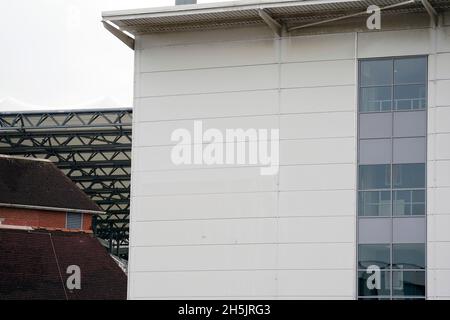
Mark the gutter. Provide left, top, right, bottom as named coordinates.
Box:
left=0, top=202, right=104, bottom=215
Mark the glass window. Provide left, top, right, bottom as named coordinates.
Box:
left=392, top=271, right=426, bottom=297
left=394, top=84, right=426, bottom=110
left=66, top=212, right=82, bottom=229
left=359, top=191, right=391, bottom=216
left=358, top=244, right=390, bottom=269
left=393, top=244, right=425, bottom=270
left=393, top=163, right=425, bottom=189
left=394, top=57, right=427, bottom=84
left=360, top=87, right=392, bottom=112
left=358, top=270, right=391, bottom=297
left=359, top=57, right=427, bottom=113
left=361, top=59, right=393, bottom=86
left=359, top=165, right=391, bottom=190
left=393, top=190, right=425, bottom=216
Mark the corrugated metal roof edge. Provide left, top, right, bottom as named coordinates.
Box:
left=102, top=0, right=367, bottom=20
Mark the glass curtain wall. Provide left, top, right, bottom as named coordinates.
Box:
left=357, top=56, right=427, bottom=300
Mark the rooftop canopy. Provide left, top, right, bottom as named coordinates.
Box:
left=102, top=0, right=448, bottom=38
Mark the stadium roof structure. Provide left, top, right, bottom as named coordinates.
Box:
left=0, top=108, right=132, bottom=258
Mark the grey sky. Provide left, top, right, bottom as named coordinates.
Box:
left=0, top=0, right=225, bottom=111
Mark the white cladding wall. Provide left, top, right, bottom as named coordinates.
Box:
left=428, top=26, right=450, bottom=300
left=129, top=20, right=450, bottom=299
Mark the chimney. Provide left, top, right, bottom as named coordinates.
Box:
left=176, top=0, right=197, bottom=5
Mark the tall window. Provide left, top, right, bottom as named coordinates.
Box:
left=357, top=56, right=427, bottom=300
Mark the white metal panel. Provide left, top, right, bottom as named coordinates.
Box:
left=279, top=164, right=355, bottom=191
left=280, top=137, right=355, bottom=165
left=436, top=80, right=450, bottom=107
left=281, top=59, right=355, bottom=88
left=134, top=143, right=270, bottom=171
left=130, top=244, right=278, bottom=272
left=429, top=187, right=450, bottom=214
left=133, top=167, right=278, bottom=196
left=435, top=134, right=450, bottom=159
left=129, top=270, right=277, bottom=298
left=434, top=160, right=450, bottom=187
left=137, top=26, right=273, bottom=49
left=134, top=115, right=279, bottom=147
left=130, top=218, right=278, bottom=246
left=278, top=190, right=355, bottom=217
left=280, top=112, right=355, bottom=140
left=278, top=216, right=355, bottom=243
left=357, top=28, right=431, bottom=58
left=140, top=39, right=278, bottom=72
left=435, top=108, right=450, bottom=132
left=136, top=90, right=279, bottom=122
left=277, top=270, right=354, bottom=297
left=428, top=242, right=450, bottom=269
left=139, top=64, right=279, bottom=97
left=429, top=270, right=450, bottom=297
left=437, top=26, right=450, bottom=53
left=132, top=192, right=278, bottom=221
left=428, top=214, right=450, bottom=242
left=280, top=85, right=355, bottom=114
left=277, top=243, right=354, bottom=269
left=436, top=53, right=450, bottom=79
left=281, top=32, right=355, bottom=63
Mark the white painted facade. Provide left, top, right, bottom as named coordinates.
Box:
left=126, top=8, right=450, bottom=299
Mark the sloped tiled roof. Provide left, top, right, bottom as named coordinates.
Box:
left=0, top=155, right=103, bottom=213
left=0, top=228, right=127, bottom=300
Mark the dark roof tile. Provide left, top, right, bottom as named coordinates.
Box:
left=0, top=156, right=102, bottom=213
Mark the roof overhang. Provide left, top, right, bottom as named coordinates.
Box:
left=102, top=0, right=449, bottom=40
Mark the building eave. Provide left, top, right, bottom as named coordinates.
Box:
left=0, top=202, right=105, bottom=215
left=101, top=0, right=449, bottom=35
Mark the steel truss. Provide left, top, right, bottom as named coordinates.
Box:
left=0, top=108, right=132, bottom=259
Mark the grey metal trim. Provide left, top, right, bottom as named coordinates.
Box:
left=420, top=0, right=438, bottom=26
left=102, top=21, right=135, bottom=50
left=258, top=9, right=282, bottom=37
left=0, top=202, right=104, bottom=215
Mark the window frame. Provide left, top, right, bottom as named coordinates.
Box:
left=356, top=55, right=428, bottom=300
left=359, top=56, right=428, bottom=114
left=66, top=212, right=84, bottom=230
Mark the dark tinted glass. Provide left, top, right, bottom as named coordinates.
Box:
left=359, top=165, right=391, bottom=190
left=394, top=57, right=427, bottom=84
left=359, top=191, right=391, bottom=216
left=393, top=190, right=425, bottom=216
left=392, top=271, right=425, bottom=296
left=358, top=270, right=391, bottom=297
left=359, top=244, right=391, bottom=269
left=394, top=84, right=426, bottom=110
left=393, top=163, right=426, bottom=189
left=360, top=86, right=392, bottom=112
left=393, top=244, right=425, bottom=269
left=361, top=59, right=393, bottom=86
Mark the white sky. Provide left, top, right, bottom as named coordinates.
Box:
left=0, top=0, right=227, bottom=111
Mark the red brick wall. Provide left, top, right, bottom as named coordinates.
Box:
left=0, top=207, right=92, bottom=232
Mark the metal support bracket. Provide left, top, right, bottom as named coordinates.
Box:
left=102, top=21, right=135, bottom=50
left=420, top=0, right=438, bottom=27
left=258, top=9, right=282, bottom=37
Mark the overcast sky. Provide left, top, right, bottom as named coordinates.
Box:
left=0, top=0, right=226, bottom=111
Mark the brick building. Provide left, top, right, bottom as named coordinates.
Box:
left=0, top=155, right=102, bottom=231
left=0, top=155, right=127, bottom=299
